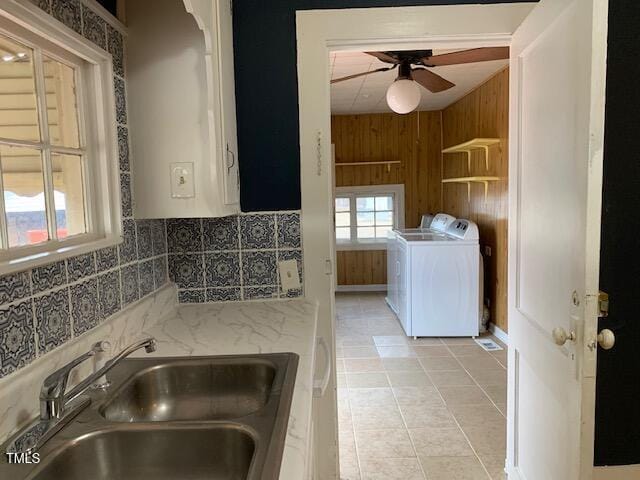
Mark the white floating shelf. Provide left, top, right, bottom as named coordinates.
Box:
left=335, top=160, right=401, bottom=172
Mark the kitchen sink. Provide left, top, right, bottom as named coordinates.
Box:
left=1, top=353, right=298, bottom=480
left=101, top=359, right=277, bottom=422
left=31, top=426, right=255, bottom=480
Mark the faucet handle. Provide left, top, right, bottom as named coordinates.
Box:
left=39, top=341, right=110, bottom=420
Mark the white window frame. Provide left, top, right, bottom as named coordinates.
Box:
left=335, top=184, right=404, bottom=251
left=0, top=1, right=121, bottom=275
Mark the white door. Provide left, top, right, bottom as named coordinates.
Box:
left=507, top=0, right=608, bottom=479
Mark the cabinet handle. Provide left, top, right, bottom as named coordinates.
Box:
left=313, top=337, right=332, bottom=398
left=226, top=144, right=236, bottom=174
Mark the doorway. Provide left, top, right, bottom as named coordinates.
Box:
left=297, top=2, right=608, bottom=479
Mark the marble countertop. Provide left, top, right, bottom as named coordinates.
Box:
left=136, top=300, right=319, bottom=480
left=0, top=286, right=319, bottom=480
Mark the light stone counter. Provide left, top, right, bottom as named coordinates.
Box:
left=0, top=285, right=319, bottom=480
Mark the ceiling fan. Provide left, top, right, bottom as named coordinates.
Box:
left=331, top=47, right=509, bottom=114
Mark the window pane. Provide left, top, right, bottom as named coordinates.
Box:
left=375, top=196, right=393, bottom=211
left=335, top=197, right=350, bottom=212
left=376, top=225, right=392, bottom=238
left=0, top=35, right=39, bottom=141
left=356, top=196, right=375, bottom=212
left=357, top=227, right=375, bottom=239
left=335, top=211, right=350, bottom=227
left=336, top=227, right=350, bottom=240
left=375, top=211, right=393, bottom=226
left=356, top=211, right=374, bottom=227
left=0, top=145, right=48, bottom=247
left=44, top=56, right=80, bottom=148
left=52, top=153, right=85, bottom=238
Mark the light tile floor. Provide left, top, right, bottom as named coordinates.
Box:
left=336, top=292, right=507, bottom=480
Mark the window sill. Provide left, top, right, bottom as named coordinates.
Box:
left=0, top=235, right=122, bottom=276
left=336, top=240, right=388, bottom=251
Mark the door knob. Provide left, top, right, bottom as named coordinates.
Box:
left=552, top=327, right=576, bottom=346
left=596, top=329, right=615, bottom=350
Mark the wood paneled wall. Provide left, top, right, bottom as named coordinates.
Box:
left=331, top=111, right=442, bottom=286
left=441, top=68, right=509, bottom=332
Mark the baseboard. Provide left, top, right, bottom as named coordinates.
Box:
left=488, top=322, right=508, bottom=345
left=594, top=465, right=640, bottom=479
left=336, top=284, right=386, bottom=292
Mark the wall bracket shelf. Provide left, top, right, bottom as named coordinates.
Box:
left=442, top=176, right=500, bottom=202
left=442, top=138, right=500, bottom=171
left=335, top=160, right=401, bottom=173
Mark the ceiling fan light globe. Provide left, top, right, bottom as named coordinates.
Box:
left=386, top=79, right=421, bottom=114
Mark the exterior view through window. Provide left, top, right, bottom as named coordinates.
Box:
left=335, top=187, right=400, bottom=245
left=0, top=32, right=87, bottom=251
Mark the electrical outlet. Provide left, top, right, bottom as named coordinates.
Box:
left=484, top=245, right=492, bottom=257
left=170, top=162, right=195, bottom=198
left=279, top=259, right=301, bottom=292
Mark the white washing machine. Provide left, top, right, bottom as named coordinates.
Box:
left=394, top=212, right=456, bottom=235
left=387, top=219, right=481, bottom=337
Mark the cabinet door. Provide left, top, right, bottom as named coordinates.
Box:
left=215, top=0, right=240, bottom=205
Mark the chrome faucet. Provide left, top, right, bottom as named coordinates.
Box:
left=7, top=337, right=156, bottom=454
left=40, top=337, right=157, bottom=421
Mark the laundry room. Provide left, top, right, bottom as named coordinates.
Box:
left=331, top=49, right=509, bottom=479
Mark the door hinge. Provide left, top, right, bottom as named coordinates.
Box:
left=598, top=291, right=609, bottom=318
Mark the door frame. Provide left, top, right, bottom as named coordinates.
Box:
left=296, top=3, right=537, bottom=478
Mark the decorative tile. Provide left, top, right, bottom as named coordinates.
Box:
left=153, top=256, right=168, bottom=289
left=136, top=220, right=153, bottom=259
left=277, top=249, right=303, bottom=281
left=168, top=254, right=204, bottom=289
left=81, top=4, right=106, bottom=49
left=206, top=287, right=241, bottom=302
left=139, top=259, right=155, bottom=297
left=243, top=286, right=279, bottom=301
left=0, top=301, right=36, bottom=377
left=120, top=264, right=139, bottom=306
left=280, top=287, right=303, bottom=299
left=51, top=0, right=81, bottom=34
left=31, top=261, right=67, bottom=294
left=71, top=279, right=100, bottom=336
left=107, top=24, right=124, bottom=77
left=96, top=246, right=118, bottom=272
left=120, top=173, right=132, bottom=217
left=34, top=289, right=71, bottom=354
left=178, top=289, right=205, bottom=303
left=240, top=214, right=276, bottom=250
left=98, top=271, right=121, bottom=319
left=66, top=252, right=96, bottom=282
left=117, top=125, right=129, bottom=172
left=277, top=212, right=301, bottom=248
left=203, top=216, right=239, bottom=251
left=151, top=220, right=167, bottom=256
left=0, top=271, right=31, bottom=305
left=205, top=252, right=240, bottom=288
left=114, top=76, right=127, bottom=124
left=166, top=219, right=202, bottom=253
left=119, top=219, right=138, bottom=264
left=242, top=251, right=277, bottom=286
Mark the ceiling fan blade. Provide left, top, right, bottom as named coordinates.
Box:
left=365, top=51, right=399, bottom=64
left=422, top=47, right=509, bottom=67
left=331, top=66, right=395, bottom=84
left=412, top=68, right=455, bottom=93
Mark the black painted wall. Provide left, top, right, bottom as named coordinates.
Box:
left=232, top=0, right=533, bottom=212
left=594, top=0, right=640, bottom=467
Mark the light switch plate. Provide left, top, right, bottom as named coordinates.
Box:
left=278, top=259, right=301, bottom=292
left=170, top=162, right=195, bottom=198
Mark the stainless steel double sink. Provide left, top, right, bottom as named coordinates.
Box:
left=1, top=353, right=299, bottom=480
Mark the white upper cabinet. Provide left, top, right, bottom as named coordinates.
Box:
left=126, top=0, right=240, bottom=218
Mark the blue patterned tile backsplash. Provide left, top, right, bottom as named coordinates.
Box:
left=168, top=212, right=303, bottom=303
left=0, top=2, right=170, bottom=380
left=0, top=3, right=303, bottom=380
